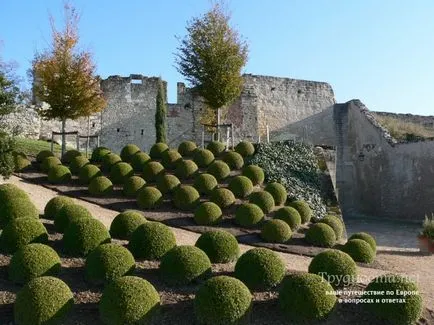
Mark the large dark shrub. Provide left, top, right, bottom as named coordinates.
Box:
left=210, top=188, right=236, bottom=209
left=193, top=148, right=215, bottom=167
left=341, top=239, right=375, bottom=264
left=131, top=151, right=151, bottom=172
left=120, top=144, right=141, bottom=162
left=288, top=200, right=312, bottom=223
left=44, top=195, right=74, bottom=220
left=123, top=176, right=146, bottom=197
left=47, top=165, right=72, bottom=184
left=206, top=141, right=226, bottom=156
left=207, top=160, right=230, bottom=180
left=319, top=215, right=344, bottom=240
left=178, top=141, right=197, bottom=157
left=235, top=141, right=255, bottom=157
left=235, top=203, right=264, bottom=227
left=69, top=155, right=90, bottom=175
left=194, top=202, right=223, bottom=226
left=61, top=149, right=81, bottom=164
left=264, top=182, right=287, bottom=206
left=175, top=159, right=198, bottom=179
left=36, top=150, right=54, bottom=163
left=228, top=175, right=254, bottom=198
left=161, top=149, right=182, bottom=169
left=261, top=219, right=292, bottom=243
left=102, top=153, right=122, bottom=172
left=156, top=174, right=180, bottom=194
left=142, top=161, right=165, bottom=182
left=248, top=191, right=275, bottom=213
left=0, top=133, right=16, bottom=179
left=195, top=230, right=240, bottom=263
left=0, top=217, right=48, bottom=253
left=242, top=164, right=265, bottom=185
left=110, top=162, right=134, bottom=184
left=78, top=164, right=102, bottom=184
left=110, top=210, right=147, bottom=240
left=137, top=186, right=163, bottom=209
left=194, top=173, right=218, bottom=194
left=40, top=156, right=61, bottom=173
left=89, top=176, right=113, bottom=196
left=348, top=232, right=377, bottom=252
left=91, top=146, right=111, bottom=163
left=55, top=203, right=92, bottom=233
left=273, top=206, right=302, bottom=230
left=173, top=185, right=200, bottom=210
left=223, top=151, right=244, bottom=170
left=149, top=142, right=169, bottom=159
left=305, top=223, right=336, bottom=248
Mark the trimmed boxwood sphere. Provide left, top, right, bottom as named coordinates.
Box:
left=44, top=195, right=74, bottom=220
left=123, top=176, right=146, bottom=197
left=349, top=232, right=377, bottom=252
left=223, top=151, right=244, bottom=170
left=178, top=141, right=197, bottom=157
left=36, top=150, right=54, bottom=163
left=69, top=155, right=90, bottom=174
left=128, top=221, right=176, bottom=260
left=14, top=276, right=74, bottom=325
left=63, top=217, right=111, bottom=257
left=305, top=223, right=336, bottom=248
left=91, top=146, right=111, bottom=163
left=131, top=151, right=151, bottom=172
left=89, top=176, right=113, bottom=196
left=156, top=174, right=180, bottom=194
left=149, top=142, right=169, bottom=159
left=137, top=186, right=163, bottom=209
left=319, top=215, right=344, bottom=240
left=0, top=217, right=48, bottom=254
left=342, top=239, right=375, bottom=264
left=261, top=219, right=292, bottom=243
left=264, top=182, right=287, bottom=206
left=288, top=200, right=313, bottom=223
left=228, top=175, right=254, bottom=198
left=110, top=210, right=147, bottom=240
left=242, top=164, right=265, bottom=186
left=194, top=173, right=218, bottom=194
left=210, top=188, right=236, bottom=209
left=99, top=276, right=160, bottom=325
left=40, top=156, right=61, bottom=173
left=249, top=191, right=275, bottom=214
left=206, top=141, right=226, bottom=156
left=102, top=153, right=122, bottom=172
left=62, top=149, right=81, bottom=164
left=235, top=203, right=264, bottom=227
left=85, top=243, right=136, bottom=284
left=120, top=144, right=141, bottom=162
left=161, top=149, right=182, bottom=169
left=142, top=161, right=165, bottom=182
left=173, top=185, right=200, bottom=210
left=55, top=203, right=92, bottom=233
left=194, top=202, right=222, bottom=225
left=48, top=165, right=72, bottom=184
left=193, top=148, right=215, bottom=167
left=0, top=185, right=39, bottom=228
left=175, top=159, right=198, bottom=179
left=9, top=243, right=61, bottom=284
left=13, top=152, right=31, bottom=171
left=308, top=249, right=357, bottom=288
left=110, top=162, right=134, bottom=184
left=364, top=273, right=422, bottom=325
left=235, top=247, right=285, bottom=290
left=194, top=275, right=252, bottom=325
left=273, top=206, right=302, bottom=230
left=195, top=230, right=240, bottom=263
left=235, top=141, right=255, bottom=157
left=79, top=164, right=102, bottom=184
left=160, top=245, right=212, bottom=285
left=207, top=160, right=231, bottom=180
left=278, top=273, right=337, bottom=321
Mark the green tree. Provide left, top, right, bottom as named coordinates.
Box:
left=155, top=78, right=167, bottom=143
left=32, top=4, right=106, bottom=155
left=0, top=58, right=21, bottom=123
left=175, top=3, right=248, bottom=136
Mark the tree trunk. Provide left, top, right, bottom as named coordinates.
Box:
left=61, top=118, right=66, bottom=156
left=216, top=107, right=221, bottom=141
left=86, top=116, right=90, bottom=158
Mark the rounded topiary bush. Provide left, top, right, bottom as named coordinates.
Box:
left=36, top=150, right=54, bottom=163
left=207, top=160, right=231, bottom=180
left=348, top=232, right=377, bottom=253
left=89, top=176, right=113, bottom=196
left=206, top=141, right=226, bottom=156
left=235, top=140, right=255, bottom=157
left=40, top=156, right=61, bottom=173
left=123, top=176, right=146, bottom=197
left=128, top=221, right=176, bottom=260
left=0, top=189, right=39, bottom=228
left=91, top=146, right=111, bottom=163
left=195, top=230, right=240, bottom=263
left=319, top=215, right=344, bottom=240
left=161, top=149, right=182, bottom=169
left=142, top=161, right=165, bottom=182
left=149, top=142, right=169, bottom=159
left=55, top=203, right=92, bottom=233
left=193, top=148, right=215, bottom=167
left=194, top=173, right=218, bottom=194
left=47, top=165, right=72, bottom=184
left=341, top=239, right=375, bottom=264
left=137, top=186, right=163, bottom=209
left=69, top=155, right=90, bottom=175
left=78, top=164, right=102, bottom=184
left=264, top=182, right=287, bottom=206
left=61, top=149, right=81, bottom=164
left=173, top=185, right=200, bottom=210
left=160, top=245, right=212, bottom=286
left=308, top=249, right=357, bottom=288
left=261, top=219, right=292, bottom=243
left=85, top=243, right=136, bottom=284
left=249, top=191, right=275, bottom=214
left=273, top=206, right=302, bottom=230
left=63, top=217, right=111, bottom=257
left=228, top=175, right=254, bottom=198
left=110, top=210, right=147, bottom=240
left=156, top=174, right=180, bottom=194
left=210, top=188, right=236, bottom=209
left=288, top=200, right=312, bottom=223
left=364, top=273, right=422, bottom=325
left=175, top=159, right=198, bottom=179
left=0, top=217, right=48, bottom=254
left=14, top=276, right=74, bottom=325
left=194, top=202, right=222, bottom=226
left=235, top=203, right=264, bottom=227
left=234, top=247, right=285, bottom=290
left=194, top=276, right=252, bottom=325
left=44, top=195, right=74, bottom=220
left=278, top=273, right=337, bottom=321
left=223, top=151, right=244, bottom=170
left=102, top=153, right=122, bottom=172
left=99, top=276, right=160, bottom=325
left=120, top=144, right=141, bottom=162
left=242, top=164, right=265, bottom=186
left=305, top=223, right=336, bottom=248
left=13, top=152, right=31, bottom=171
left=110, top=162, right=134, bottom=184
left=178, top=141, right=197, bottom=157
left=131, top=151, right=151, bottom=172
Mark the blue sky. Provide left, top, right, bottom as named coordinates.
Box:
left=1, top=0, right=434, bottom=114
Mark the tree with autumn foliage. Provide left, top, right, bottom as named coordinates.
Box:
left=32, top=4, right=106, bottom=155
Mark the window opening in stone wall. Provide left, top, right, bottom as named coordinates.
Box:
left=117, top=128, right=120, bottom=132
left=92, top=122, right=95, bottom=128
left=141, top=129, right=144, bottom=136
left=271, top=87, right=276, bottom=91
left=131, top=79, right=142, bottom=84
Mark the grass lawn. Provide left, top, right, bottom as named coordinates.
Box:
left=14, top=137, right=77, bottom=158
left=373, top=114, right=434, bottom=141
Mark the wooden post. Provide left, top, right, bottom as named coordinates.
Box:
left=86, top=117, right=90, bottom=158
left=231, top=123, right=234, bottom=150
left=226, top=126, right=230, bottom=150
left=266, top=125, right=270, bottom=143
left=201, top=124, right=205, bottom=148
left=76, top=133, right=80, bottom=151
left=51, top=132, right=54, bottom=153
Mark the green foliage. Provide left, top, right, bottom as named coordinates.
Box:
left=161, top=149, right=182, bottom=169
left=261, top=219, right=292, bottom=243
left=195, top=230, right=240, bottom=263
left=0, top=133, right=16, bottom=179
left=47, top=165, right=72, bottom=184
left=155, top=78, right=167, bottom=143
left=89, top=176, right=113, bottom=196
left=61, top=149, right=81, bottom=164
left=63, top=217, right=111, bottom=257
left=54, top=203, right=92, bottom=233
left=160, top=245, right=212, bottom=286
left=142, top=161, right=165, bottom=182
left=223, top=151, right=244, bottom=170
left=99, top=276, right=160, bottom=325
left=40, top=156, right=61, bottom=173
left=228, top=175, right=253, bottom=198
left=234, top=247, right=285, bottom=290
left=36, top=150, right=54, bottom=163
left=207, top=141, right=226, bottom=156
left=110, top=162, right=134, bottom=184
left=194, top=275, right=252, bottom=325
left=9, top=243, right=61, bottom=284
left=194, top=173, right=218, bottom=194
left=278, top=273, right=337, bottom=321
left=91, top=146, right=111, bottom=163
left=364, top=273, right=423, bottom=325
left=308, top=249, right=357, bottom=288
left=150, top=142, right=169, bottom=159
left=0, top=217, right=48, bottom=253
left=319, top=215, right=344, bottom=240
left=85, top=243, right=136, bottom=284
left=341, top=239, right=375, bottom=264
left=14, top=276, right=74, bottom=325
left=288, top=200, right=313, bottom=224
left=421, top=214, right=434, bottom=239
left=178, top=141, right=197, bottom=157
left=137, top=186, right=163, bottom=209
left=173, top=185, right=200, bottom=210
left=193, top=148, right=215, bottom=167
left=235, top=203, right=264, bottom=227
left=69, top=155, right=89, bottom=174
left=120, top=144, right=140, bottom=162
left=175, top=159, right=199, bottom=179
left=78, top=164, right=102, bottom=184
left=194, top=201, right=223, bottom=225
left=102, top=153, right=122, bottom=172
left=305, top=223, right=336, bottom=248
left=241, top=164, right=264, bottom=186
left=123, top=176, right=146, bottom=197
left=0, top=60, right=21, bottom=117
left=44, top=195, right=74, bottom=220
left=128, top=221, right=176, bottom=260
left=110, top=210, right=147, bottom=240
left=273, top=206, right=302, bottom=231
left=210, top=188, right=236, bottom=209
left=156, top=174, right=180, bottom=194
left=207, top=160, right=230, bottom=180
left=248, top=191, right=275, bottom=214
left=264, top=182, right=287, bottom=206
left=235, top=141, right=255, bottom=157
left=348, top=232, right=377, bottom=252
left=13, top=151, right=31, bottom=172
left=131, top=151, right=151, bottom=172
